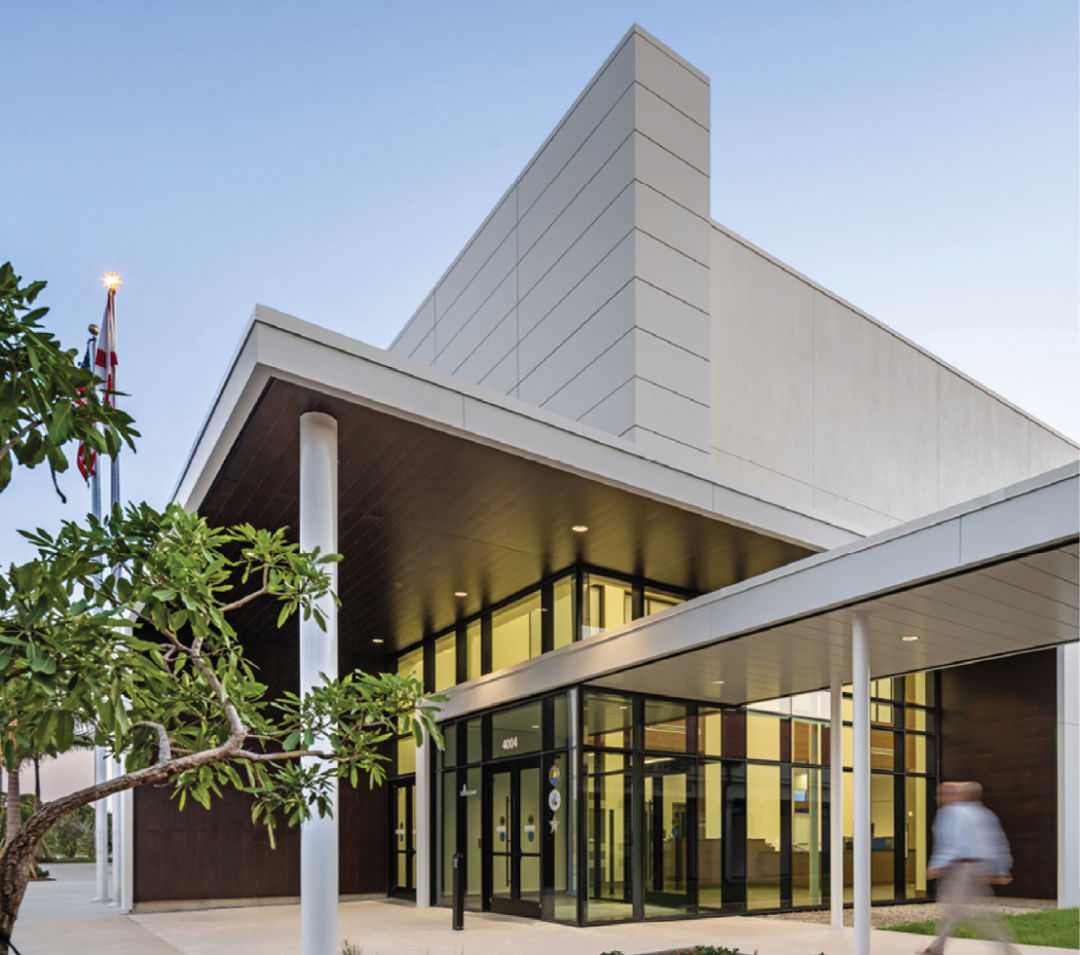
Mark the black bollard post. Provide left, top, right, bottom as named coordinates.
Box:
left=452, top=852, right=465, bottom=930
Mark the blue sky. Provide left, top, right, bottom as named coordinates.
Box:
left=3, top=0, right=1077, bottom=563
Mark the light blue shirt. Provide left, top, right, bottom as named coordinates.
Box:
left=928, top=801, right=1013, bottom=875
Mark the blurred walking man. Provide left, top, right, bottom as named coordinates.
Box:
left=921, top=781, right=1020, bottom=955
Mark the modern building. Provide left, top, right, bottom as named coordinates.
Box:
left=128, top=24, right=1077, bottom=955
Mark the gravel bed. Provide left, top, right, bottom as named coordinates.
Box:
left=763, top=900, right=1051, bottom=928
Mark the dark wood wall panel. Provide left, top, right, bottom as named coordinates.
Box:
left=134, top=785, right=300, bottom=902
left=939, top=649, right=1057, bottom=899
left=134, top=606, right=391, bottom=903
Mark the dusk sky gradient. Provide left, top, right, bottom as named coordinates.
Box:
left=3, top=0, right=1077, bottom=566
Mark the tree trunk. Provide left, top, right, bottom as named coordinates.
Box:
left=4, top=768, right=19, bottom=844
left=0, top=734, right=245, bottom=953
left=0, top=838, right=33, bottom=955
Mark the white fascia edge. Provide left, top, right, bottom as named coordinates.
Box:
left=438, top=464, right=1079, bottom=720
left=172, top=306, right=862, bottom=552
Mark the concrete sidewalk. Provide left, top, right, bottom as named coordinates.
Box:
left=10, top=864, right=1076, bottom=955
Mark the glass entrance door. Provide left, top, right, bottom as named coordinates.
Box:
left=489, top=759, right=542, bottom=917
left=643, top=757, right=695, bottom=915
left=391, top=780, right=416, bottom=898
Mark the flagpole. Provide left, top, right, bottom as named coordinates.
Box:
left=86, top=315, right=110, bottom=903
left=107, top=285, right=120, bottom=512
left=106, top=282, right=126, bottom=909
left=97, top=276, right=128, bottom=908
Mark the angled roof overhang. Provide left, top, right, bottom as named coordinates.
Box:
left=173, top=308, right=861, bottom=653
left=440, top=463, right=1079, bottom=717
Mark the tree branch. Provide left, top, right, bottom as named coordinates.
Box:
left=219, top=584, right=268, bottom=614
left=0, top=417, right=42, bottom=463
left=132, top=721, right=171, bottom=763
left=229, top=748, right=339, bottom=763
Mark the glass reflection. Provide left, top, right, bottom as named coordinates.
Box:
left=586, top=752, right=632, bottom=921
left=746, top=764, right=780, bottom=910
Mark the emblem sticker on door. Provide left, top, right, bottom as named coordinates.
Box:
left=548, top=788, right=562, bottom=812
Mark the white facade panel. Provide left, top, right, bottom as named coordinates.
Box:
left=435, top=188, right=517, bottom=319
left=518, top=133, right=635, bottom=296
left=517, top=37, right=635, bottom=214
left=635, top=229, right=709, bottom=315
left=578, top=377, right=636, bottom=435
left=517, top=89, right=635, bottom=259
left=634, top=328, right=710, bottom=407
left=438, top=273, right=517, bottom=377
left=393, top=294, right=434, bottom=358
left=634, top=83, right=709, bottom=177
left=936, top=367, right=1033, bottom=507
left=435, top=229, right=517, bottom=363
left=633, top=279, right=710, bottom=357
left=812, top=289, right=941, bottom=523
left=519, top=232, right=635, bottom=386
left=635, top=181, right=709, bottom=266
left=711, top=230, right=816, bottom=486
left=454, top=309, right=518, bottom=387
left=633, top=378, right=710, bottom=454
left=519, top=279, right=635, bottom=406
left=518, top=183, right=635, bottom=337
left=632, top=30, right=710, bottom=128
left=540, top=331, right=635, bottom=426
left=634, top=133, right=709, bottom=214
left=478, top=347, right=519, bottom=396
left=410, top=326, right=436, bottom=366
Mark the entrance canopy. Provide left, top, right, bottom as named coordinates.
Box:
left=442, top=463, right=1078, bottom=718
left=174, top=308, right=855, bottom=652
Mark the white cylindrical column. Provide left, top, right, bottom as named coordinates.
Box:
left=415, top=729, right=431, bottom=907
left=109, top=756, right=122, bottom=906
left=1058, top=643, right=1079, bottom=907
left=829, top=677, right=843, bottom=930
left=120, top=786, right=134, bottom=912
left=94, top=747, right=109, bottom=900
left=299, top=412, right=339, bottom=955
left=852, top=612, right=870, bottom=955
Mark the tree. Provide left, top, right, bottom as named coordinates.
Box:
left=0, top=266, right=443, bottom=953
left=0, top=261, right=137, bottom=497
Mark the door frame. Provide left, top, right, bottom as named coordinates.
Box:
left=389, top=779, right=416, bottom=900
left=485, top=755, right=543, bottom=918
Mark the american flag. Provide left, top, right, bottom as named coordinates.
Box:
left=76, top=287, right=118, bottom=482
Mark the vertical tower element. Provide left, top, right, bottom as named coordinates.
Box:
left=829, top=677, right=844, bottom=930
left=299, top=412, right=339, bottom=955
left=388, top=26, right=712, bottom=470
left=851, top=612, right=870, bottom=955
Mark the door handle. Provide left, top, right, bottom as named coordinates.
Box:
left=505, top=795, right=511, bottom=884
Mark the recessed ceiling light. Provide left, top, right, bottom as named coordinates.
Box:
left=372, top=638, right=385, bottom=645
left=711, top=679, right=725, bottom=685
left=571, top=524, right=588, bottom=533
left=531, top=724, right=540, bottom=729
left=453, top=591, right=468, bottom=598
left=902, top=634, right=919, bottom=642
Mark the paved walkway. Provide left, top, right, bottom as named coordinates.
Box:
left=9, top=864, right=1076, bottom=955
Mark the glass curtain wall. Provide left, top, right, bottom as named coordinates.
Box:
left=394, top=565, right=690, bottom=698
left=839, top=675, right=937, bottom=903
left=433, top=675, right=938, bottom=924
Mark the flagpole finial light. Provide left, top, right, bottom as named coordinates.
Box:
left=101, top=272, right=122, bottom=291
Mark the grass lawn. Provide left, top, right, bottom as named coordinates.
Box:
left=884, top=908, right=1078, bottom=949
